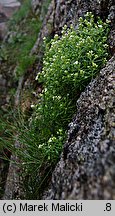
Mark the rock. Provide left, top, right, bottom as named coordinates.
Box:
left=0, top=151, right=10, bottom=199
left=0, top=0, right=21, bottom=40
left=31, top=0, right=43, bottom=15
left=3, top=139, right=24, bottom=200
left=0, top=74, right=7, bottom=106
left=31, top=0, right=54, bottom=54
left=45, top=55, right=115, bottom=199
left=0, top=23, right=8, bottom=40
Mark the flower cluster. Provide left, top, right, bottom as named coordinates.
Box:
left=19, top=12, right=109, bottom=196
left=36, top=12, right=109, bottom=133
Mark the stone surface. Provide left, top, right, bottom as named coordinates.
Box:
left=0, top=0, right=20, bottom=7
left=45, top=55, right=115, bottom=200
left=3, top=139, right=24, bottom=200
left=0, top=74, right=7, bottom=107
left=0, top=0, right=20, bottom=40
left=0, top=0, right=21, bottom=21
left=32, top=0, right=43, bottom=15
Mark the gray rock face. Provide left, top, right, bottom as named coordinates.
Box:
left=0, top=74, right=7, bottom=107
left=31, top=0, right=43, bottom=15
left=0, top=0, right=20, bottom=40
left=45, top=55, right=115, bottom=199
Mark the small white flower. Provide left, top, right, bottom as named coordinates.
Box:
left=80, top=70, right=84, bottom=75
left=98, top=25, right=102, bottom=28
left=92, top=62, right=98, bottom=68
left=103, top=44, right=108, bottom=48
left=69, top=35, right=74, bottom=38
left=44, top=88, right=47, bottom=92
left=35, top=75, right=38, bottom=80
left=48, top=138, right=52, bottom=143
left=74, top=60, right=79, bottom=65
left=54, top=34, right=58, bottom=39
left=74, top=72, right=78, bottom=77
left=31, top=104, right=35, bottom=108
left=58, top=96, right=61, bottom=99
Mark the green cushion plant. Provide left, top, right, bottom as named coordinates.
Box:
left=34, top=12, right=110, bottom=163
